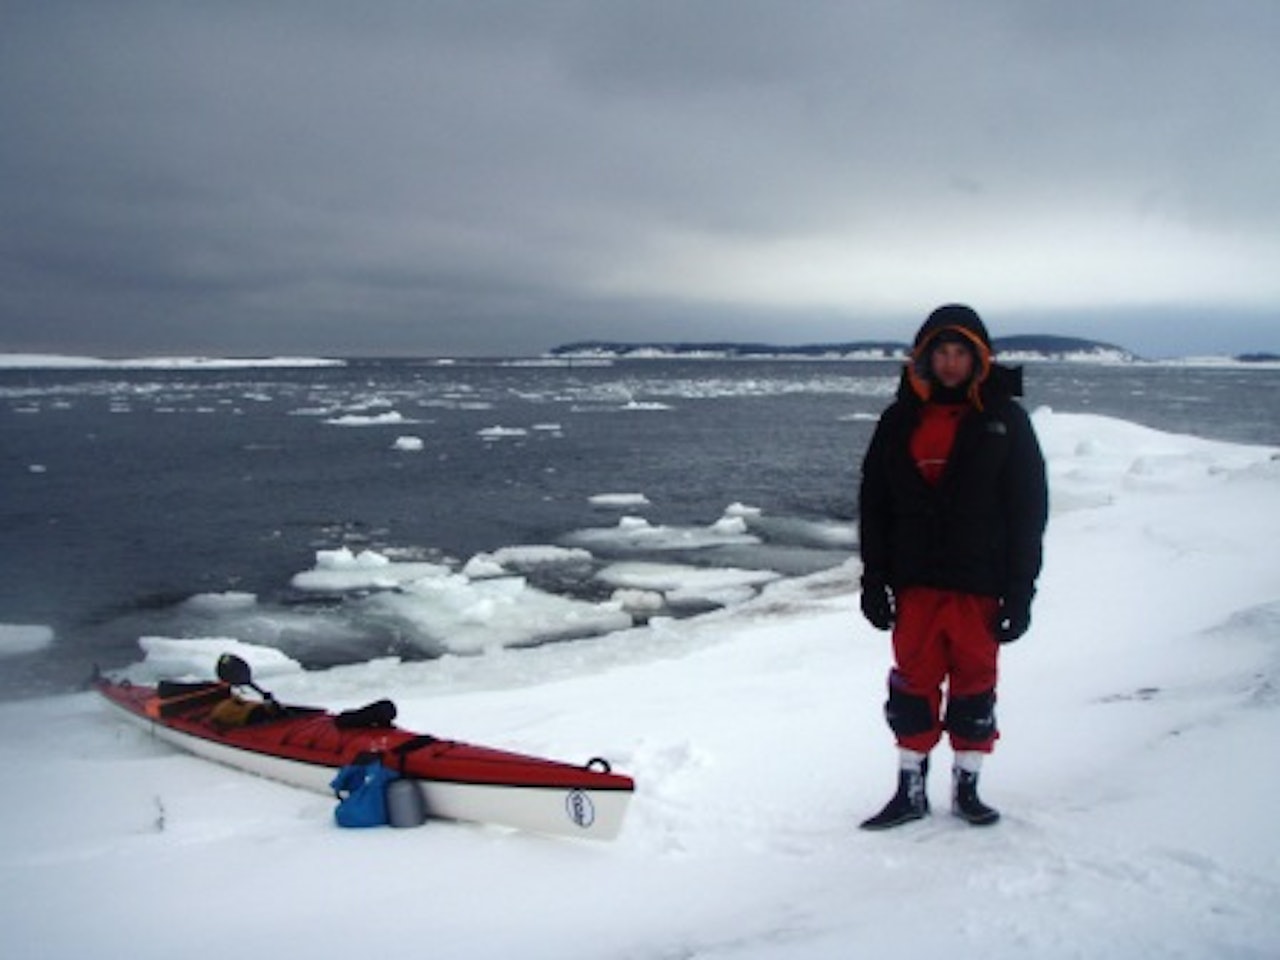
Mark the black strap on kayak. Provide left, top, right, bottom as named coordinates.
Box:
left=389, top=735, right=439, bottom=775
left=334, top=699, right=397, bottom=730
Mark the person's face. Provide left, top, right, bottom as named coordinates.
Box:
left=930, top=341, right=975, bottom=389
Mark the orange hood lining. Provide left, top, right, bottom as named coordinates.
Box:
left=906, top=325, right=994, bottom=408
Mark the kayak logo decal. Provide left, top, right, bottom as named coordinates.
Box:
left=565, top=789, right=595, bottom=829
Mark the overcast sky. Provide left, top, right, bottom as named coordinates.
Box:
left=3, top=1, right=1277, bottom=358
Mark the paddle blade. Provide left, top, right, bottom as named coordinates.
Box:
left=216, top=653, right=253, bottom=686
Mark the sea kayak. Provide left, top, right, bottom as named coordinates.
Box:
left=95, top=669, right=634, bottom=841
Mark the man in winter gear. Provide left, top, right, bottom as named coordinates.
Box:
left=858, top=304, right=1048, bottom=829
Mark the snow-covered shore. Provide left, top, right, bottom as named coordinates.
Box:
left=2, top=409, right=1278, bottom=958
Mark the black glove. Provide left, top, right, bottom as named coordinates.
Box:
left=860, top=578, right=895, bottom=631
left=995, top=593, right=1032, bottom=643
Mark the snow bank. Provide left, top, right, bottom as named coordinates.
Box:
left=360, top=573, right=633, bottom=654
left=596, top=561, right=781, bottom=609
left=589, top=492, right=652, bottom=508
left=2, top=411, right=1278, bottom=958
left=467, top=545, right=593, bottom=571
left=132, top=636, right=303, bottom=683
left=290, top=547, right=451, bottom=592
left=325, top=411, right=416, bottom=427
left=478, top=425, right=529, bottom=440
left=0, top=624, right=54, bottom=657
left=564, top=513, right=761, bottom=553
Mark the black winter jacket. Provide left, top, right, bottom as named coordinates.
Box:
left=858, top=367, right=1048, bottom=603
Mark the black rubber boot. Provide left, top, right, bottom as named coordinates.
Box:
left=952, top=768, right=1000, bottom=826
left=860, top=758, right=930, bottom=830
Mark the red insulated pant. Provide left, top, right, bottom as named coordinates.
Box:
left=886, top=586, right=1001, bottom=754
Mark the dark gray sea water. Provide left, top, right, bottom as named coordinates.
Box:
left=2, top=358, right=1278, bottom=699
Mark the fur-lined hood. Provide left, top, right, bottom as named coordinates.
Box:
left=901, top=304, right=1022, bottom=407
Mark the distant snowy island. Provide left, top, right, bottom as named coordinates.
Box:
left=550, top=336, right=1136, bottom=363
left=3, top=341, right=1278, bottom=369
left=549, top=337, right=1279, bottom=365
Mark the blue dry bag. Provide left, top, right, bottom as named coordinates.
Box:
left=330, top=755, right=400, bottom=828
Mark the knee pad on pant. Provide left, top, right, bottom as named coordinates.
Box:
left=884, top=684, right=935, bottom=738
left=945, top=691, right=998, bottom=743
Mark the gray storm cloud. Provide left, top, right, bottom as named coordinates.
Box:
left=2, top=1, right=1277, bottom=356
